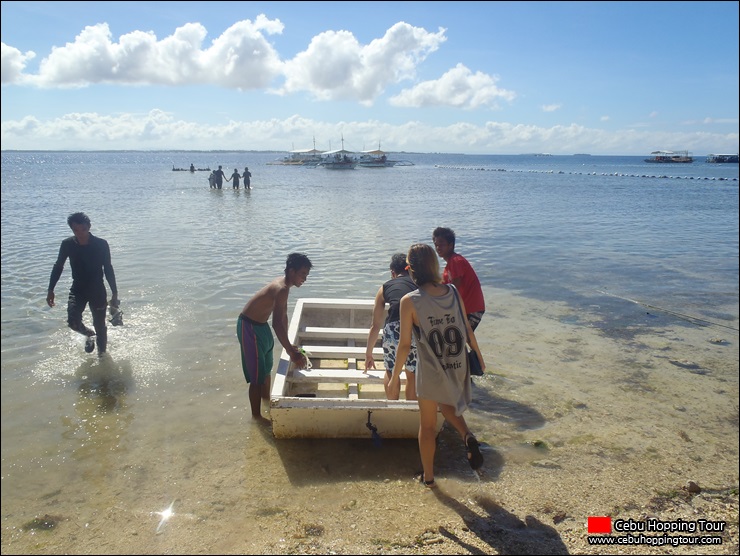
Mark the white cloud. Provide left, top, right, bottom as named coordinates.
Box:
left=4, top=110, right=737, bottom=154
left=276, top=22, right=447, bottom=104
left=2, top=19, right=445, bottom=104
left=389, top=63, right=515, bottom=109
left=702, top=117, right=740, bottom=125
left=600, top=115, right=610, bottom=121
left=13, top=17, right=285, bottom=89
left=541, top=104, right=561, bottom=112
left=1, top=42, right=35, bottom=85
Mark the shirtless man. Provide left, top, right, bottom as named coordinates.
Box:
left=237, top=253, right=313, bottom=421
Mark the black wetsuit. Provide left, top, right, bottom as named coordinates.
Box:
left=48, top=233, right=118, bottom=354
left=214, top=169, right=226, bottom=189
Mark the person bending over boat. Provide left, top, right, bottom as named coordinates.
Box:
left=237, top=253, right=312, bottom=422
left=46, top=212, right=120, bottom=357
left=365, top=253, right=419, bottom=400
left=388, top=244, right=485, bottom=488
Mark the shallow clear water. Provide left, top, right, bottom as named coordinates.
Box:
left=1, top=151, right=738, bottom=550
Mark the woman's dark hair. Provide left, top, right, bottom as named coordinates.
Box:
left=285, top=252, right=313, bottom=273
left=406, top=244, right=440, bottom=286
left=389, top=253, right=407, bottom=274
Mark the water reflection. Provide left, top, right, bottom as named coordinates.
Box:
left=61, top=356, right=135, bottom=465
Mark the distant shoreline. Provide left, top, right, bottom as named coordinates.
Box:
left=3, top=149, right=734, bottom=158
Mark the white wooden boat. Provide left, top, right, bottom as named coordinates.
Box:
left=706, top=153, right=739, bottom=163
left=357, top=144, right=414, bottom=167
left=270, top=298, right=443, bottom=439
left=267, top=148, right=324, bottom=166
left=644, top=150, right=693, bottom=163
left=319, top=135, right=357, bottom=169
left=319, top=150, right=357, bottom=169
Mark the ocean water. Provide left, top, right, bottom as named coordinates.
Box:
left=1, top=151, right=738, bottom=551
left=3, top=151, right=735, bottom=376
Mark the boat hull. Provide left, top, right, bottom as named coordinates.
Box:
left=320, top=163, right=357, bottom=169
left=271, top=400, right=425, bottom=439
left=644, top=159, right=693, bottom=163
left=270, top=298, right=443, bottom=439
left=644, top=150, right=693, bottom=163
left=357, top=161, right=397, bottom=168
left=706, top=154, right=739, bottom=163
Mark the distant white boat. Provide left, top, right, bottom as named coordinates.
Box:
left=270, top=298, right=443, bottom=439
left=320, top=136, right=357, bottom=169
left=706, top=153, right=739, bottom=163
left=644, top=150, right=693, bottom=163
left=357, top=143, right=414, bottom=168
left=267, top=148, right=324, bottom=166
left=267, top=140, right=324, bottom=166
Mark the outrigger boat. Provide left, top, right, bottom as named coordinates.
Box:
left=270, top=298, right=443, bottom=439
left=644, top=150, right=693, bottom=163
left=319, top=135, right=357, bottom=169
left=267, top=139, right=325, bottom=166
left=172, top=165, right=211, bottom=171
left=357, top=145, right=415, bottom=168
left=706, top=153, right=739, bottom=163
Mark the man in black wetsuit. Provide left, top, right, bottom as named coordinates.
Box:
left=46, top=212, right=119, bottom=356
left=214, top=165, right=226, bottom=189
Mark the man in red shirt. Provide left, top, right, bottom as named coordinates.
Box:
left=432, top=227, right=485, bottom=330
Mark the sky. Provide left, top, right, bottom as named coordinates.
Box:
left=1, top=1, right=738, bottom=155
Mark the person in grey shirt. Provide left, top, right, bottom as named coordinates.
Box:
left=388, top=243, right=485, bottom=488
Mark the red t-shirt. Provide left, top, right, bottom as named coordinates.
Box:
left=442, top=253, right=485, bottom=314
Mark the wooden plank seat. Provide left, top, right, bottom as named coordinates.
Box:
left=300, top=326, right=372, bottom=341
left=301, top=345, right=383, bottom=360
left=290, top=368, right=404, bottom=384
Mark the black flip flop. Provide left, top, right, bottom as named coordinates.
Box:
left=465, top=434, right=484, bottom=470
left=415, top=471, right=436, bottom=488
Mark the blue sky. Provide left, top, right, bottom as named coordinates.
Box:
left=1, top=1, right=738, bottom=154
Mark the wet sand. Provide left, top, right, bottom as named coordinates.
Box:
left=2, top=289, right=738, bottom=554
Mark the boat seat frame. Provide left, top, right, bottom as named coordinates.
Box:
left=300, top=345, right=383, bottom=359
left=300, top=326, right=372, bottom=340
left=290, top=368, right=405, bottom=384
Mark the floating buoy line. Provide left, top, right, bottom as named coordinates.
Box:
left=434, top=165, right=738, bottom=182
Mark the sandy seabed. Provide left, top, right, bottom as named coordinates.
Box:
left=2, top=290, right=738, bottom=555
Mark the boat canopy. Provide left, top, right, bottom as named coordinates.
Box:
left=360, top=149, right=386, bottom=155
left=290, top=148, right=324, bottom=154
left=322, top=148, right=354, bottom=155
